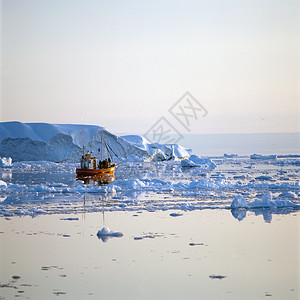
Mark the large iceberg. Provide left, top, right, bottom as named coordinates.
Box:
left=0, top=122, right=191, bottom=162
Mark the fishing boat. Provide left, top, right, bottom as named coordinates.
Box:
left=76, top=129, right=120, bottom=184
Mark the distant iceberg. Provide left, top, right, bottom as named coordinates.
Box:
left=250, top=154, right=277, bottom=160
left=0, top=122, right=191, bottom=162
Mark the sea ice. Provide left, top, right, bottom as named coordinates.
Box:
left=0, top=157, right=12, bottom=167
left=97, top=227, right=123, bottom=237
left=250, top=154, right=277, bottom=160
left=255, top=175, right=274, bottom=181
left=224, top=154, right=237, bottom=158
left=278, top=191, right=297, bottom=199
left=96, top=227, right=123, bottom=242
left=0, top=180, right=7, bottom=190
left=230, top=192, right=298, bottom=209
left=181, top=155, right=216, bottom=169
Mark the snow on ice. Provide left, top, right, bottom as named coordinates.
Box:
left=230, top=192, right=299, bottom=209
left=0, top=122, right=191, bottom=162
left=0, top=157, right=12, bottom=167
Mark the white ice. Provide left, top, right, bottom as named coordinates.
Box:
left=96, top=227, right=123, bottom=237
left=230, top=192, right=298, bottom=209
left=0, top=122, right=192, bottom=162
left=181, top=155, right=216, bottom=169
left=0, top=157, right=12, bottom=167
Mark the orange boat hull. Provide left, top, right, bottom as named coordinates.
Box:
left=76, top=166, right=116, bottom=177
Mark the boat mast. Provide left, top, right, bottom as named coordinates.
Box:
left=81, top=131, right=85, bottom=156
left=101, top=128, right=104, bottom=161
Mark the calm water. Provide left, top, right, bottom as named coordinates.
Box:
left=0, top=210, right=299, bottom=300
left=179, top=133, right=300, bottom=156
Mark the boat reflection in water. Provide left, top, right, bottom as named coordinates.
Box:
left=76, top=173, right=115, bottom=186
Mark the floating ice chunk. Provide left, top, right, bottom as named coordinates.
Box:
left=170, top=212, right=183, bottom=217
left=0, top=157, right=12, bottom=167
left=278, top=191, right=297, bottom=199
left=181, top=155, right=216, bottom=169
left=0, top=180, right=7, bottom=191
left=96, top=227, right=123, bottom=243
left=250, top=154, right=277, bottom=160
left=255, top=175, right=274, bottom=181
left=233, top=175, right=247, bottom=180
left=224, top=154, right=237, bottom=158
left=111, top=179, right=147, bottom=191
left=97, top=227, right=123, bottom=237
left=50, top=182, right=68, bottom=187
left=231, top=195, right=249, bottom=209
left=231, top=192, right=298, bottom=209
left=29, top=207, right=47, bottom=214
left=6, top=183, right=28, bottom=193
left=209, top=275, right=227, bottom=279
left=31, top=184, right=57, bottom=193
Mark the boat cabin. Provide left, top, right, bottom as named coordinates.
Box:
left=80, top=153, right=98, bottom=170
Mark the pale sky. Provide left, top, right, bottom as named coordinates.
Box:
left=1, top=0, right=299, bottom=134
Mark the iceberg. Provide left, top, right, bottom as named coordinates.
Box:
left=0, top=122, right=191, bottom=162
left=181, top=155, right=216, bottom=169
left=250, top=154, right=277, bottom=160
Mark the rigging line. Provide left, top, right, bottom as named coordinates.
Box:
left=104, top=142, right=113, bottom=160
left=103, top=138, right=108, bottom=159
left=106, top=143, right=119, bottom=158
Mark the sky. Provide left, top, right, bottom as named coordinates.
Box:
left=0, top=0, right=299, bottom=134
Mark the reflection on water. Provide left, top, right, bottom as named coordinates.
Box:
left=231, top=207, right=300, bottom=223
left=76, top=174, right=115, bottom=185
left=0, top=210, right=299, bottom=300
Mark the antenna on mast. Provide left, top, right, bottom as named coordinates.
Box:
left=101, top=127, right=104, bottom=161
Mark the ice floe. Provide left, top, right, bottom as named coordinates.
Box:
left=230, top=192, right=298, bottom=209
left=180, top=155, right=216, bottom=169
left=277, top=191, right=297, bottom=199
left=0, top=153, right=299, bottom=217
left=96, top=227, right=123, bottom=242
left=0, top=157, right=12, bottom=167
left=0, top=180, right=7, bottom=191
